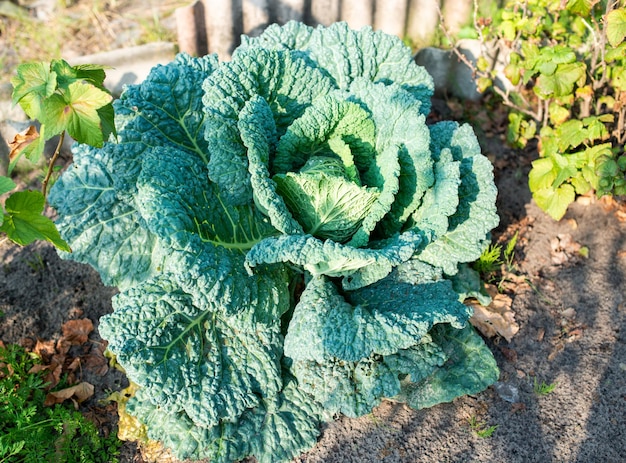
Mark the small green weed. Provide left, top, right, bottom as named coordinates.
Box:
left=473, top=232, right=519, bottom=291
left=467, top=415, right=498, bottom=438
left=0, top=343, right=120, bottom=463
left=533, top=378, right=557, bottom=396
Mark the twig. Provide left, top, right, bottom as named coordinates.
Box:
left=436, top=3, right=541, bottom=122
left=42, top=132, right=64, bottom=199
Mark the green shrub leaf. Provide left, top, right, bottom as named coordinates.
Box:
left=10, top=61, right=57, bottom=119
left=40, top=81, right=112, bottom=146
left=606, top=9, right=626, bottom=47
left=0, top=176, right=16, bottom=196
left=0, top=190, right=70, bottom=251
left=535, top=62, right=585, bottom=98
left=532, top=184, right=576, bottom=220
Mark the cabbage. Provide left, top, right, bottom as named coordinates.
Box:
left=49, top=22, right=499, bottom=463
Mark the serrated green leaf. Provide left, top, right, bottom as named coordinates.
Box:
left=17, top=124, right=46, bottom=163
left=0, top=176, right=16, bottom=195
left=548, top=103, right=570, bottom=125
left=566, top=0, right=592, bottom=16
left=41, top=81, right=112, bottom=146
left=535, top=62, right=585, bottom=98
left=504, top=61, right=522, bottom=85
left=605, top=43, right=626, bottom=62
left=570, top=171, right=592, bottom=195
left=499, top=20, right=516, bottom=40
left=584, top=116, right=610, bottom=142
left=556, top=119, right=587, bottom=151
left=533, top=183, right=576, bottom=220
left=11, top=62, right=57, bottom=119
left=72, top=63, right=110, bottom=88
left=613, top=66, right=626, bottom=91
left=0, top=190, right=70, bottom=251
left=529, top=157, right=557, bottom=192
left=607, top=9, right=626, bottom=47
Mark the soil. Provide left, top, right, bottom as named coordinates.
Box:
left=1, top=2, right=626, bottom=463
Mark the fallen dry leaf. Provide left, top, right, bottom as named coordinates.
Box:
left=550, top=233, right=586, bottom=265
left=8, top=125, right=39, bottom=160
left=468, top=285, right=519, bottom=342
left=44, top=381, right=94, bottom=407
left=84, top=349, right=109, bottom=376
left=34, top=339, right=57, bottom=359
left=61, top=318, right=94, bottom=345
left=67, top=356, right=82, bottom=372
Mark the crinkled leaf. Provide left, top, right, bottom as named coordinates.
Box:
left=202, top=48, right=335, bottom=205
left=100, top=272, right=287, bottom=429
left=127, top=380, right=321, bottom=463
left=247, top=231, right=424, bottom=290
left=241, top=96, right=303, bottom=235
left=290, top=355, right=400, bottom=418
left=284, top=276, right=470, bottom=363
left=48, top=144, right=160, bottom=288
left=274, top=163, right=380, bottom=243
left=239, top=21, right=434, bottom=115
left=416, top=122, right=499, bottom=275
left=396, top=323, right=499, bottom=409
left=345, top=79, right=433, bottom=244
left=135, top=146, right=276, bottom=252
left=273, top=93, right=377, bottom=179
left=112, top=53, right=220, bottom=198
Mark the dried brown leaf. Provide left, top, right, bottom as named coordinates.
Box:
left=44, top=381, right=94, bottom=407
left=550, top=233, right=585, bottom=265
left=34, top=339, right=57, bottom=359
left=84, top=350, right=109, bottom=376
left=67, top=357, right=81, bottom=372
left=468, top=286, right=519, bottom=342
left=61, top=319, right=94, bottom=345
left=8, top=125, right=39, bottom=160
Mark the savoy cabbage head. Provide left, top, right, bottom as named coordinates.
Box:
left=49, top=21, right=500, bottom=463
